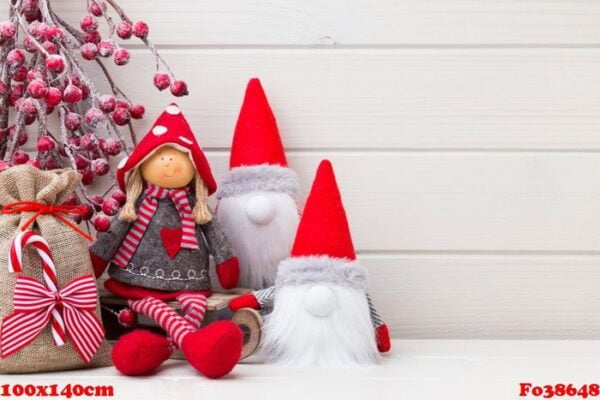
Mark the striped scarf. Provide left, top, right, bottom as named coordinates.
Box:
left=113, top=184, right=200, bottom=268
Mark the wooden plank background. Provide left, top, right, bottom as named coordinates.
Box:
left=5, top=0, right=600, bottom=338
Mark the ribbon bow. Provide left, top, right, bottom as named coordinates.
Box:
left=2, top=201, right=93, bottom=241
left=1, top=231, right=104, bottom=363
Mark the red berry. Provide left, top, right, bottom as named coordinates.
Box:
left=111, top=190, right=127, bottom=205
left=11, top=66, right=27, bottom=82
left=115, top=99, right=130, bottom=110
left=85, top=107, right=105, bottom=127
left=170, top=80, right=188, bottom=97
left=19, top=98, right=37, bottom=116
left=23, top=37, right=37, bottom=53
left=63, top=84, right=83, bottom=103
left=44, top=25, right=63, bottom=42
left=80, top=133, right=98, bottom=151
left=63, top=194, right=79, bottom=206
left=130, top=104, right=145, bottom=119
left=80, top=43, right=98, bottom=60
left=98, top=94, right=116, bottom=113
left=45, top=105, right=54, bottom=115
left=111, top=107, right=130, bottom=126
left=45, top=87, right=62, bottom=106
left=89, top=1, right=107, bottom=17
left=27, top=68, right=44, bottom=82
left=92, top=158, right=109, bottom=176
left=100, top=137, right=122, bottom=156
left=28, top=21, right=47, bottom=40
left=97, top=40, right=114, bottom=57
left=42, top=41, right=58, bottom=54
left=153, top=71, right=170, bottom=91
left=12, top=150, right=29, bottom=165
left=93, top=215, right=110, bottom=232
left=27, top=79, right=48, bottom=99
left=80, top=83, right=90, bottom=100
left=90, top=195, right=104, bottom=211
left=81, top=203, right=95, bottom=220
left=66, top=74, right=81, bottom=87
left=69, top=212, right=83, bottom=224
left=132, top=21, right=149, bottom=38
left=45, top=55, right=65, bottom=73
left=0, top=82, right=8, bottom=96
left=0, top=21, right=16, bottom=41
left=36, top=135, right=55, bottom=153
left=75, top=154, right=89, bottom=169
left=117, top=308, right=137, bottom=327
left=83, top=30, right=101, bottom=44
left=64, top=112, right=82, bottom=130
left=9, top=84, right=24, bottom=106
left=80, top=168, right=94, bottom=185
left=0, top=160, right=10, bottom=172
left=27, top=159, right=41, bottom=168
left=113, top=48, right=130, bottom=66
left=102, top=197, right=120, bottom=216
left=24, top=113, right=37, bottom=126
left=116, top=21, right=132, bottom=39
left=15, top=129, right=28, bottom=146
left=80, top=15, right=98, bottom=33
left=7, top=49, right=25, bottom=68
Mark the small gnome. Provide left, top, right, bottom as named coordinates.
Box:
left=90, top=104, right=242, bottom=378
left=217, top=78, right=300, bottom=290
left=230, top=160, right=391, bottom=367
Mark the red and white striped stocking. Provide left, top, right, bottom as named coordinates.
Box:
left=127, top=295, right=208, bottom=349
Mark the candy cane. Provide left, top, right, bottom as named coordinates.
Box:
left=7, top=231, right=66, bottom=346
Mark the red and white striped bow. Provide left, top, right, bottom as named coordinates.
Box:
left=1, top=231, right=104, bottom=363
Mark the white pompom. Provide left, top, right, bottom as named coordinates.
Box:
left=303, top=285, right=336, bottom=317
left=245, top=195, right=275, bottom=225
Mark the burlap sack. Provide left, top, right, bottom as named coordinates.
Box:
left=0, top=165, right=111, bottom=373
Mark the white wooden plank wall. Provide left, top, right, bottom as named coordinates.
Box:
left=9, top=1, right=600, bottom=338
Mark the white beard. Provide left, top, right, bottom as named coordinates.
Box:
left=217, top=191, right=299, bottom=289
left=258, top=283, right=381, bottom=367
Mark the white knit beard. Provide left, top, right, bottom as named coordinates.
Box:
left=258, top=284, right=381, bottom=367
left=217, top=191, right=299, bottom=290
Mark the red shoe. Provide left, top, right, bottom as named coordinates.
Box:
left=112, top=330, right=172, bottom=376
left=181, top=321, right=243, bottom=379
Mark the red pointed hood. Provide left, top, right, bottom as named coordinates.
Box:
left=116, top=104, right=216, bottom=194
left=229, top=78, right=287, bottom=169
left=291, top=160, right=356, bottom=260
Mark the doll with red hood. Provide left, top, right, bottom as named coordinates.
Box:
left=90, top=104, right=243, bottom=379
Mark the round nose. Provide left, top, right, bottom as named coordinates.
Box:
left=245, top=195, right=275, bottom=225
left=303, top=285, right=336, bottom=317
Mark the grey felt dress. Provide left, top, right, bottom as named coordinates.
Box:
left=91, top=192, right=234, bottom=292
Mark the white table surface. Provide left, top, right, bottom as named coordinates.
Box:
left=4, top=340, right=600, bottom=400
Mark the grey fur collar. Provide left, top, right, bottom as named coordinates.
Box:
left=217, top=164, right=300, bottom=201
left=275, top=256, right=368, bottom=291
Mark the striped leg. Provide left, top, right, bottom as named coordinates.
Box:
left=128, top=297, right=195, bottom=348
left=178, top=294, right=208, bottom=329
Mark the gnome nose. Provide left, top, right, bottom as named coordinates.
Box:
left=303, top=285, right=336, bottom=317
left=245, top=195, right=275, bottom=225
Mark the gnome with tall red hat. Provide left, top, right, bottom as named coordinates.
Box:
left=217, top=78, right=300, bottom=290
left=230, top=160, right=391, bottom=366
left=90, top=104, right=243, bottom=378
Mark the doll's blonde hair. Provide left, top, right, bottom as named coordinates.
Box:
left=119, top=166, right=213, bottom=224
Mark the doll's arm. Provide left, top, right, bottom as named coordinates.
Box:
left=89, top=217, right=133, bottom=278
left=366, top=293, right=391, bottom=353
left=200, top=212, right=239, bottom=289
left=229, top=286, right=275, bottom=312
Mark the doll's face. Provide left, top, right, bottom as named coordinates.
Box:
left=140, top=146, right=195, bottom=188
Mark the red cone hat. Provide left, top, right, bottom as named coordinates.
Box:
left=116, top=104, right=216, bottom=194
left=291, top=160, right=356, bottom=260
left=229, top=78, right=287, bottom=169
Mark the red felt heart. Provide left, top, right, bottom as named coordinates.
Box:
left=160, top=227, right=182, bottom=259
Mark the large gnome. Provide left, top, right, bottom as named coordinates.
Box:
left=230, top=160, right=391, bottom=367
left=216, top=78, right=300, bottom=290
left=90, top=104, right=242, bottom=378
